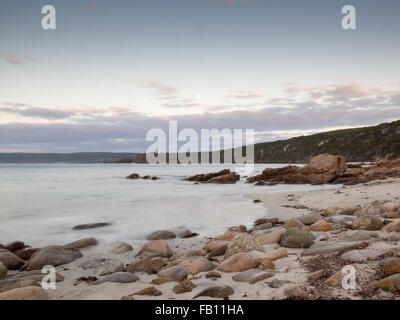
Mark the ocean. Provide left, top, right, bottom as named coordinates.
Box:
left=0, top=163, right=334, bottom=247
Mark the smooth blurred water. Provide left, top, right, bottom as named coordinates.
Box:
left=0, top=163, right=334, bottom=247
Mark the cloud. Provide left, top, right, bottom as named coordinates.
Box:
left=1, top=53, right=34, bottom=64
left=225, top=90, right=263, bottom=100
left=1, top=53, right=22, bottom=64
left=1, top=81, right=400, bottom=152
left=140, top=80, right=179, bottom=100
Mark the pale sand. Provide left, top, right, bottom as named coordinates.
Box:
left=45, top=179, right=400, bottom=300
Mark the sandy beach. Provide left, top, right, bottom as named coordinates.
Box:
left=2, top=177, right=399, bottom=300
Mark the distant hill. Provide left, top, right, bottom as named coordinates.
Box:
left=252, top=120, right=400, bottom=163
left=0, top=152, right=138, bottom=163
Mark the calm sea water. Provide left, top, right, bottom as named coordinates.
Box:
left=0, top=163, right=334, bottom=247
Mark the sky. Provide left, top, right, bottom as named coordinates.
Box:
left=0, top=0, right=399, bottom=152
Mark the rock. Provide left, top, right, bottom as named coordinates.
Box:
left=268, top=279, right=289, bottom=288
left=383, top=258, right=400, bottom=275
left=383, top=221, right=400, bottom=233
left=205, top=271, right=221, bottom=279
left=132, top=286, right=162, bottom=296
left=283, top=219, right=305, bottom=229
left=268, top=248, right=288, bottom=261
left=206, top=172, right=240, bottom=184
left=98, top=260, right=124, bottom=276
left=203, top=240, right=230, bottom=252
left=65, top=237, right=98, bottom=249
left=337, top=206, right=361, bottom=216
left=228, top=225, right=247, bottom=233
left=72, top=222, right=111, bottom=230
left=14, top=248, right=40, bottom=261
left=145, top=230, right=176, bottom=240
left=92, top=272, right=139, bottom=285
left=351, top=216, right=383, bottom=231
left=340, top=249, right=386, bottom=263
left=214, top=231, right=239, bottom=241
left=297, top=213, right=323, bottom=225
left=308, top=154, right=347, bottom=174
left=193, top=285, right=234, bottom=299
left=24, top=246, right=83, bottom=271
left=385, top=211, right=400, bottom=219
left=284, top=286, right=304, bottom=298
left=224, top=233, right=264, bottom=259
left=333, top=217, right=354, bottom=229
left=151, top=277, right=170, bottom=285
left=0, top=279, right=40, bottom=293
left=310, top=220, right=334, bottom=232
left=136, top=240, right=173, bottom=258
left=79, top=258, right=107, bottom=270
left=0, top=249, right=25, bottom=270
left=325, top=271, right=344, bottom=287
left=5, top=241, right=25, bottom=252
left=250, top=223, right=273, bottom=232
left=256, top=229, right=287, bottom=245
left=303, top=240, right=369, bottom=256
left=13, top=270, right=64, bottom=282
left=363, top=201, right=387, bottom=216
left=0, top=262, right=7, bottom=280
left=174, top=228, right=198, bottom=239
left=173, top=280, right=196, bottom=294
left=258, top=258, right=275, bottom=270
left=126, top=258, right=165, bottom=274
left=232, top=269, right=273, bottom=284
left=126, top=173, right=140, bottom=179
left=158, top=257, right=214, bottom=281
left=109, top=241, right=133, bottom=254
left=219, top=253, right=257, bottom=273
left=0, top=286, right=48, bottom=300
left=323, top=207, right=339, bottom=216
left=254, top=181, right=266, bottom=186
left=207, top=244, right=228, bottom=258
left=280, top=227, right=315, bottom=248
left=374, top=274, right=400, bottom=293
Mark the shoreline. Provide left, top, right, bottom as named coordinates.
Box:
left=1, top=179, right=400, bottom=300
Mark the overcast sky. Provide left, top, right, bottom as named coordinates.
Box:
left=0, top=0, right=399, bottom=152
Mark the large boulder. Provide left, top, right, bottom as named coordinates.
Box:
left=136, top=240, right=173, bottom=258
left=0, top=286, right=48, bottom=300
left=351, top=216, right=383, bottom=231
left=0, top=249, right=25, bottom=270
left=280, top=227, right=315, bottom=248
left=224, top=233, right=264, bottom=259
left=219, top=253, right=257, bottom=273
left=24, top=246, right=83, bottom=271
left=308, top=154, right=347, bottom=174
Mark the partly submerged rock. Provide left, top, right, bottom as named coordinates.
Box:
left=145, top=230, right=177, bottom=240
left=72, top=222, right=111, bottom=230
left=24, top=246, right=82, bottom=271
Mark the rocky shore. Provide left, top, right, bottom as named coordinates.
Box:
left=1, top=156, right=400, bottom=300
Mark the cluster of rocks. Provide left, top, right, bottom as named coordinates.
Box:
left=126, top=173, right=160, bottom=180
left=247, top=154, right=400, bottom=186
left=183, top=169, right=240, bottom=184
left=2, top=196, right=400, bottom=300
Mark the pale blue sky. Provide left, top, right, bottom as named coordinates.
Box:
left=0, top=0, right=399, bottom=152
